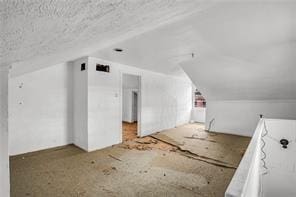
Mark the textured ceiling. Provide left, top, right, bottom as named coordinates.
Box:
left=2, top=1, right=296, bottom=100
left=93, top=1, right=296, bottom=100
left=0, top=0, right=212, bottom=72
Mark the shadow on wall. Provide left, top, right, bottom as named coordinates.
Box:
left=205, top=100, right=296, bottom=137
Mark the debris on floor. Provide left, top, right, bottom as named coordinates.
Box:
left=108, top=154, right=122, bottom=162
left=122, top=122, right=138, bottom=141
left=119, top=136, right=177, bottom=152
left=102, top=166, right=117, bottom=175
left=150, top=123, right=250, bottom=168
left=10, top=123, right=250, bottom=197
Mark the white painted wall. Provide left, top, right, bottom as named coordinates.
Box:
left=88, top=57, right=192, bottom=138
left=0, top=67, right=10, bottom=197
left=73, top=57, right=192, bottom=151
left=122, top=89, right=135, bottom=123
left=9, top=63, right=73, bottom=155
left=87, top=57, right=122, bottom=151
left=73, top=57, right=88, bottom=151
left=123, top=74, right=139, bottom=89
left=122, top=74, right=139, bottom=123
left=206, top=100, right=296, bottom=137
left=9, top=55, right=192, bottom=155
left=192, top=107, right=206, bottom=123
left=140, top=74, right=192, bottom=135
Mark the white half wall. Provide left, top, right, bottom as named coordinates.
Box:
left=206, top=100, right=296, bottom=136
left=9, top=63, right=74, bottom=155
left=0, top=67, right=10, bottom=197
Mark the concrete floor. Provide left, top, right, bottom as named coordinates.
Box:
left=10, top=123, right=250, bottom=197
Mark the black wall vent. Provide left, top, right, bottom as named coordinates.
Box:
left=96, top=64, right=110, bottom=72
left=81, top=63, right=86, bottom=71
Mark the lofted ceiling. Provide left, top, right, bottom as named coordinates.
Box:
left=0, top=0, right=213, bottom=75
left=93, top=1, right=296, bottom=100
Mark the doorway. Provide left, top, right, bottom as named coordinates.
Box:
left=122, top=73, right=140, bottom=141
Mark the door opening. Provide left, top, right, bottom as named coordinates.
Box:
left=122, top=73, right=140, bottom=142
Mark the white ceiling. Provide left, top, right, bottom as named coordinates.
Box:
left=2, top=1, right=296, bottom=100
left=92, top=1, right=296, bottom=100
left=1, top=0, right=213, bottom=75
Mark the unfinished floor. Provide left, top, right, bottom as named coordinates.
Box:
left=122, top=122, right=138, bottom=141
left=10, top=123, right=250, bottom=197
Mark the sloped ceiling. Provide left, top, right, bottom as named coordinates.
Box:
left=0, top=0, right=212, bottom=75
left=93, top=1, right=296, bottom=100
left=180, top=2, right=296, bottom=100
left=2, top=1, right=295, bottom=100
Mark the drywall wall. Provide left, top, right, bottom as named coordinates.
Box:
left=88, top=57, right=192, bottom=138
left=0, top=67, right=10, bottom=197
left=87, top=57, right=122, bottom=151
left=123, top=74, right=139, bottom=89
left=122, top=89, right=137, bottom=123
left=9, top=63, right=73, bottom=155
left=192, top=107, right=206, bottom=123
left=140, top=73, right=192, bottom=136
left=72, top=57, right=88, bottom=151
left=122, top=74, right=139, bottom=123
left=206, top=100, right=296, bottom=136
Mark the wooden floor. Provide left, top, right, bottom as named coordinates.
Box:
left=122, top=122, right=137, bottom=141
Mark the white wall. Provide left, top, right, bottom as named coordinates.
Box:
left=9, top=63, right=73, bottom=155
left=206, top=100, right=296, bottom=137
left=0, top=67, right=10, bottom=197
left=122, top=89, right=134, bottom=123
left=123, top=74, right=139, bottom=89
left=88, top=57, right=192, bottom=138
left=8, top=55, right=192, bottom=155
left=73, top=57, right=192, bottom=152
left=192, top=107, right=206, bottom=123
left=87, top=57, right=122, bottom=151
left=140, top=73, right=192, bottom=136
left=73, top=57, right=88, bottom=151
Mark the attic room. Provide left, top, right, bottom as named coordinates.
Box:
left=0, top=1, right=296, bottom=197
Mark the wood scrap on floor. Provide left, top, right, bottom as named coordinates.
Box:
left=149, top=135, right=237, bottom=169
left=120, top=136, right=176, bottom=152
left=108, top=154, right=122, bottom=162
left=150, top=123, right=250, bottom=168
